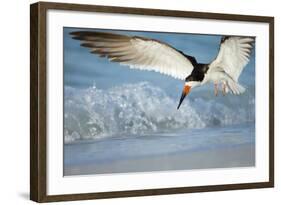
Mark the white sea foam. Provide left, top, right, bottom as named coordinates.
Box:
left=64, top=82, right=255, bottom=143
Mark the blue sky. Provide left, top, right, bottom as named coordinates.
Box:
left=63, top=27, right=255, bottom=99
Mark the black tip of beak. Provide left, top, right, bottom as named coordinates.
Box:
left=177, top=92, right=186, bottom=110
left=177, top=85, right=191, bottom=110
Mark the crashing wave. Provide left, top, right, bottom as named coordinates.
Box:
left=64, top=82, right=255, bottom=143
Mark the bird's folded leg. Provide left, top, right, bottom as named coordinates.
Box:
left=222, top=82, right=226, bottom=96
left=214, top=83, right=218, bottom=96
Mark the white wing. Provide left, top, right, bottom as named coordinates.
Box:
left=209, top=36, right=254, bottom=82
left=70, top=31, right=197, bottom=80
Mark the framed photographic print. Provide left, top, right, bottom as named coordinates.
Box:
left=30, top=1, right=274, bottom=202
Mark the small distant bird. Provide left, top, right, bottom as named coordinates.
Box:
left=70, top=31, right=254, bottom=109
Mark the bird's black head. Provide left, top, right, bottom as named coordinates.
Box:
left=185, top=75, right=195, bottom=82
left=177, top=74, right=201, bottom=110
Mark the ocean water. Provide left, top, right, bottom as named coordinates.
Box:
left=63, top=82, right=255, bottom=175
left=64, top=82, right=254, bottom=143
left=65, top=123, right=255, bottom=163
left=64, top=122, right=255, bottom=175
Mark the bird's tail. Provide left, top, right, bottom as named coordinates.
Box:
left=227, top=81, right=246, bottom=95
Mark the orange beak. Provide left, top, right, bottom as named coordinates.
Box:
left=177, top=85, right=191, bottom=109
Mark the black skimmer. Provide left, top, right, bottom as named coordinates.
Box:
left=70, top=31, right=254, bottom=109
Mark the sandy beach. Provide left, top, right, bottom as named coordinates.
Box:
left=64, top=143, right=254, bottom=176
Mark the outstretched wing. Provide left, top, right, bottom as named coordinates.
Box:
left=70, top=31, right=197, bottom=80
left=209, top=36, right=254, bottom=82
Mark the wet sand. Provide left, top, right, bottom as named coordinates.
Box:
left=64, top=144, right=254, bottom=176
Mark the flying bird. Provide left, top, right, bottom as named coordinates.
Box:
left=70, top=31, right=254, bottom=109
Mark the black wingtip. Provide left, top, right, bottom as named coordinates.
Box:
left=69, top=31, right=82, bottom=36
left=69, top=31, right=76, bottom=35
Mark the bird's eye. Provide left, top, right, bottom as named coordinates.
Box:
left=185, top=76, right=193, bottom=82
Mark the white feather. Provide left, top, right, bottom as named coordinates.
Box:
left=207, top=36, right=254, bottom=94
left=210, top=37, right=254, bottom=82
left=71, top=31, right=195, bottom=80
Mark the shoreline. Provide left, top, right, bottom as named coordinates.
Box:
left=64, top=143, right=255, bottom=176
